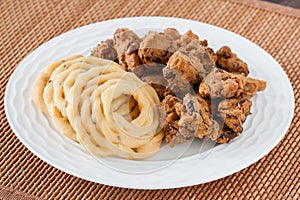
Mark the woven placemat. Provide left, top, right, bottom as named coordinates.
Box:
left=1, top=0, right=299, bottom=199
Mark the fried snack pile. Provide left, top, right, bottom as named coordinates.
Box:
left=32, top=56, right=163, bottom=159
left=91, top=28, right=267, bottom=147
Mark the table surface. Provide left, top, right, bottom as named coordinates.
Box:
left=1, top=0, right=299, bottom=199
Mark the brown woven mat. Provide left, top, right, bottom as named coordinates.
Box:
left=1, top=0, right=299, bottom=199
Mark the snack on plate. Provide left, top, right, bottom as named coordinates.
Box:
left=33, top=27, right=267, bottom=160
left=32, top=56, right=163, bottom=159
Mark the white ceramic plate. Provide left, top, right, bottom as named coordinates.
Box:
left=5, top=17, right=294, bottom=189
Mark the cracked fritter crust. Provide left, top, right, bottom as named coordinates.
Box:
left=162, top=94, right=221, bottom=146
left=138, top=28, right=181, bottom=66
left=218, top=98, right=252, bottom=133
left=216, top=46, right=249, bottom=76
left=199, top=68, right=266, bottom=99
left=217, top=98, right=252, bottom=143
left=179, top=94, right=220, bottom=140
left=163, top=43, right=215, bottom=97
left=114, top=28, right=141, bottom=71
left=91, top=39, right=118, bottom=61
left=161, top=95, right=184, bottom=146
left=138, top=29, right=214, bottom=75
left=162, top=94, right=253, bottom=145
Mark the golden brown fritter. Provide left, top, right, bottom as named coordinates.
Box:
left=138, top=28, right=181, bottom=66
left=216, top=98, right=252, bottom=143
left=114, top=28, right=141, bottom=71
left=161, top=95, right=185, bottom=147
left=162, top=94, right=221, bottom=146
left=199, top=68, right=266, bottom=99
left=91, top=39, right=118, bottom=61
left=218, top=98, right=252, bottom=133
left=242, top=77, right=267, bottom=98
left=163, top=44, right=215, bottom=97
left=216, top=46, right=249, bottom=76
left=179, top=94, right=220, bottom=140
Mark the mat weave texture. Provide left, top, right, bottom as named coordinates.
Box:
left=0, top=0, right=299, bottom=199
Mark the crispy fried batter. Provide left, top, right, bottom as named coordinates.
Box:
left=242, top=77, right=267, bottom=98
left=217, top=127, right=240, bottom=144
left=163, top=44, right=215, bottom=97
left=178, top=94, right=205, bottom=139
left=161, top=95, right=185, bottom=146
left=91, top=39, right=118, bottom=61
left=205, top=47, right=217, bottom=63
left=162, top=94, right=254, bottom=146
left=138, top=28, right=181, bottom=66
left=114, top=28, right=141, bottom=71
left=216, top=46, right=249, bottom=76
left=180, top=30, right=208, bottom=47
left=199, top=68, right=266, bottom=99
left=179, top=94, right=219, bottom=140
left=138, top=29, right=214, bottom=75
left=181, top=30, right=217, bottom=62
left=217, top=98, right=252, bottom=142
left=162, top=65, right=194, bottom=98
left=162, top=95, right=181, bottom=118
left=162, top=93, right=221, bottom=146
left=199, top=68, right=243, bottom=98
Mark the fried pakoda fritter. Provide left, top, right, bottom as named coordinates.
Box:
left=216, top=98, right=252, bottom=143
left=199, top=68, right=266, bottom=99
left=161, top=95, right=184, bottom=146
left=114, top=28, right=141, bottom=71
left=216, top=46, right=249, bottom=76
left=91, top=39, right=118, bottom=61
left=163, top=42, right=215, bottom=97
left=162, top=93, right=220, bottom=146
left=138, top=28, right=181, bottom=66
left=179, top=94, right=220, bottom=141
